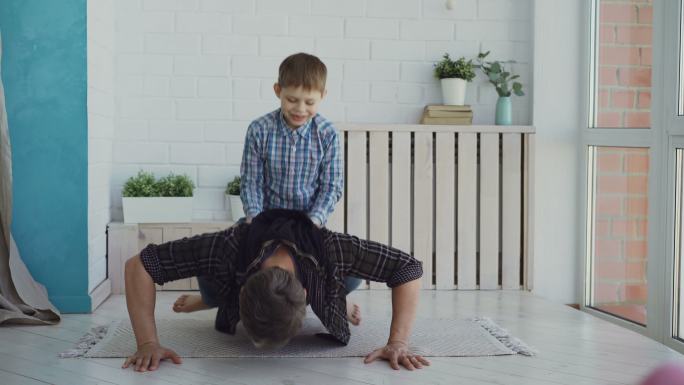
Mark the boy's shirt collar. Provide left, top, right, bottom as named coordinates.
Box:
left=277, top=108, right=313, bottom=139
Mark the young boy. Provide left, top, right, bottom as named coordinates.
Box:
left=240, top=52, right=343, bottom=227
left=172, top=53, right=361, bottom=323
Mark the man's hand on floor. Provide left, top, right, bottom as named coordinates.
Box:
left=122, top=341, right=182, bottom=372
left=364, top=341, right=431, bottom=370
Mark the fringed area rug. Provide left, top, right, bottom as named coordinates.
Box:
left=60, top=317, right=536, bottom=358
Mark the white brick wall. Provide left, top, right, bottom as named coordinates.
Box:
left=312, top=0, right=365, bottom=17
left=106, top=0, right=533, bottom=223
left=346, top=19, right=398, bottom=39
left=367, top=0, right=421, bottom=19
left=176, top=13, right=231, bottom=33
left=88, top=0, right=115, bottom=293
left=174, top=56, right=230, bottom=76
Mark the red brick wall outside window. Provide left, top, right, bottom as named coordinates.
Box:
left=593, top=147, right=649, bottom=325
left=596, top=0, right=652, bottom=128
left=591, top=0, right=652, bottom=325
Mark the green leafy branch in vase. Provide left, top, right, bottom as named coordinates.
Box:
left=475, top=51, right=524, bottom=98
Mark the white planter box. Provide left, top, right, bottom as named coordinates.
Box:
left=122, top=197, right=193, bottom=223
left=225, top=194, right=244, bottom=221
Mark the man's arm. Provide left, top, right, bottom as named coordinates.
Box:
left=388, top=278, right=420, bottom=347
left=121, top=226, right=243, bottom=372
left=124, top=255, right=158, bottom=347
left=121, top=255, right=181, bottom=372
left=328, top=230, right=429, bottom=370
left=363, top=278, right=429, bottom=370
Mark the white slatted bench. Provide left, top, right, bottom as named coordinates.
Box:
left=108, top=124, right=535, bottom=294
left=328, top=124, right=536, bottom=291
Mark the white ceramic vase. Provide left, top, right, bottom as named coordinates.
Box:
left=440, top=78, right=467, bottom=105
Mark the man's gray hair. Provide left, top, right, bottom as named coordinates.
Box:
left=239, top=267, right=307, bottom=349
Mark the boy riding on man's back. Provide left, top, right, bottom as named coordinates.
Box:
left=174, top=52, right=358, bottom=321
left=122, top=53, right=429, bottom=373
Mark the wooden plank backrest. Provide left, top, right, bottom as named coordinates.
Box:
left=414, top=132, right=434, bottom=289
left=479, top=133, right=500, bottom=290
left=435, top=132, right=455, bottom=289
left=108, top=125, right=535, bottom=293
left=330, top=124, right=535, bottom=291
left=369, top=132, right=390, bottom=290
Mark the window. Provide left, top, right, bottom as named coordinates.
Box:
left=591, top=0, right=653, bottom=128
left=587, top=146, right=649, bottom=325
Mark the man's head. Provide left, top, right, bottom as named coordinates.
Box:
left=274, top=52, right=327, bottom=129
left=239, top=266, right=307, bottom=349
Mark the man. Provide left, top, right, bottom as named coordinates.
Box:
left=122, top=209, right=430, bottom=372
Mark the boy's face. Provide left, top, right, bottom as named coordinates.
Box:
left=274, top=84, right=326, bottom=129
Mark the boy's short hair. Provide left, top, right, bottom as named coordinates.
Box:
left=278, top=52, right=327, bottom=93
left=239, top=267, right=307, bottom=350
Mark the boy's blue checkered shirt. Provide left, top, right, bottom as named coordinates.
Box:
left=240, top=109, right=343, bottom=225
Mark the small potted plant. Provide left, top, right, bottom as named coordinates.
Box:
left=434, top=53, right=476, bottom=105
left=225, top=176, right=244, bottom=222
left=475, top=51, right=524, bottom=125
left=122, top=171, right=195, bottom=223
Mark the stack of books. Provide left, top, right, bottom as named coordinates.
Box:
left=420, top=105, right=473, bottom=125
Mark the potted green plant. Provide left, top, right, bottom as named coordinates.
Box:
left=225, top=176, right=244, bottom=221
left=475, top=51, right=524, bottom=125
left=122, top=171, right=195, bottom=223
left=434, top=53, right=476, bottom=105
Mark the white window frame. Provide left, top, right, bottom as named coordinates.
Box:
left=578, top=0, right=668, bottom=345
left=663, top=0, right=684, bottom=353
left=666, top=138, right=684, bottom=352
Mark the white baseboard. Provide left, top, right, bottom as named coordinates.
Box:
left=90, top=278, right=111, bottom=311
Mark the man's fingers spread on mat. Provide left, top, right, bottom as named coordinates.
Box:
left=141, top=356, right=152, bottom=372
left=165, top=349, right=182, bottom=364
left=149, top=354, right=160, bottom=370
left=401, top=356, right=414, bottom=371
left=122, top=357, right=132, bottom=369
left=410, top=356, right=423, bottom=369
left=389, top=355, right=400, bottom=370
left=416, top=356, right=430, bottom=366
left=364, top=350, right=381, bottom=364
left=135, top=357, right=143, bottom=371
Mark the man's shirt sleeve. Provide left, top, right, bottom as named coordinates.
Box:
left=327, top=230, right=423, bottom=288
left=138, top=225, right=244, bottom=285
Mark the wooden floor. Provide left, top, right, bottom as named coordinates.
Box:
left=0, top=290, right=682, bottom=385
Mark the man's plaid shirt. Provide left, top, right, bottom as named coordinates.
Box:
left=139, top=223, right=423, bottom=344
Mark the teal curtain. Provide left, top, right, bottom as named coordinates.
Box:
left=0, top=33, right=60, bottom=325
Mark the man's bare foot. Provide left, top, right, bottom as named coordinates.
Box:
left=347, top=302, right=361, bottom=326
left=172, top=294, right=211, bottom=313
